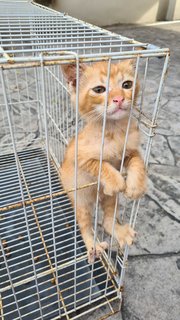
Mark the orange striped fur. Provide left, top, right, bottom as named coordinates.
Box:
left=61, top=61, right=147, bottom=263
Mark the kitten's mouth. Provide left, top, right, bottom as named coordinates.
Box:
left=109, top=106, right=127, bottom=115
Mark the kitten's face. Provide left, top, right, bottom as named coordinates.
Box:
left=62, top=60, right=139, bottom=121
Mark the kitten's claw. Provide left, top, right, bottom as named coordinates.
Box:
left=87, top=241, right=108, bottom=264
left=125, top=181, right=146, bottom=200
left=115, top=224, right=136, bottom=248
left=125, top=173, right=147, bottom=200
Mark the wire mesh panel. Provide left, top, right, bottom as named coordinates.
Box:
left=0, top=1, right=169, bottom=320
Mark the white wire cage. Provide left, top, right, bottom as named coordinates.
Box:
left=0, top=1, right=170, bottom=320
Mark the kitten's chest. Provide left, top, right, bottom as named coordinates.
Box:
left=103, top=129, right=139, bottom=162
left=103, top=131, right=125, bottom=161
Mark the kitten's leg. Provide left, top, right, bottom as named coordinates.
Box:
left=101, top=195, right=135, bottom=248
left=76, top=206, right=108, bottom=263
left=80, top=159, right=125, bottom=196
left=124, top=150, right=147, bottom=200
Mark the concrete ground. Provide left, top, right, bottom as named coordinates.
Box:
left=104, top=22, right=180, bottom=320
left=0, top=13, right=179, bottom=320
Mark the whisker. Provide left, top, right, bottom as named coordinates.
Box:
left=82, top=108, right=104, bottom=122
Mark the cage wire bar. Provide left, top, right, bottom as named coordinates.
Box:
left=0, top=0, right=169, bottom=320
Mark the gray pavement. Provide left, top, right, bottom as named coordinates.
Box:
left=105, top=22, right=180, bottom=320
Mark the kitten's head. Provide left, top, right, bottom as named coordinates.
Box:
left=62, top=60, right=139, bottom=121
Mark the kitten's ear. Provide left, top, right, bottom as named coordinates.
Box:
left=61, top=63, right=86, bottom=88
left=123, top=59, right=136, bottom=68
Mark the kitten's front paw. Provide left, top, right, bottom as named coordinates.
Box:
left=103, top=172, right=126, bottom=196
left=125, top=174, right=147, bottom=200
left=87, top=241, right=108, bottom=264
left=115, top=224, right=136, bottom=248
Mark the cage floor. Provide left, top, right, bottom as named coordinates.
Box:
left=0, top=148, right=120, bottom=320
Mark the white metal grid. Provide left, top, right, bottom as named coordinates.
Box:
left=0, top=1, right=169, bottom=320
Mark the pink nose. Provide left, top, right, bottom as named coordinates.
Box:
left=113, top=96, right=124, bottom=107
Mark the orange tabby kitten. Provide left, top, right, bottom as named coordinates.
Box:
left=60, top=60, right=147, bottom=263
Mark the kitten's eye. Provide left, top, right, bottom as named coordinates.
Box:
left=92, top=86, right=106, bottom=94
left=122, top=80, right=133, bottom=89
